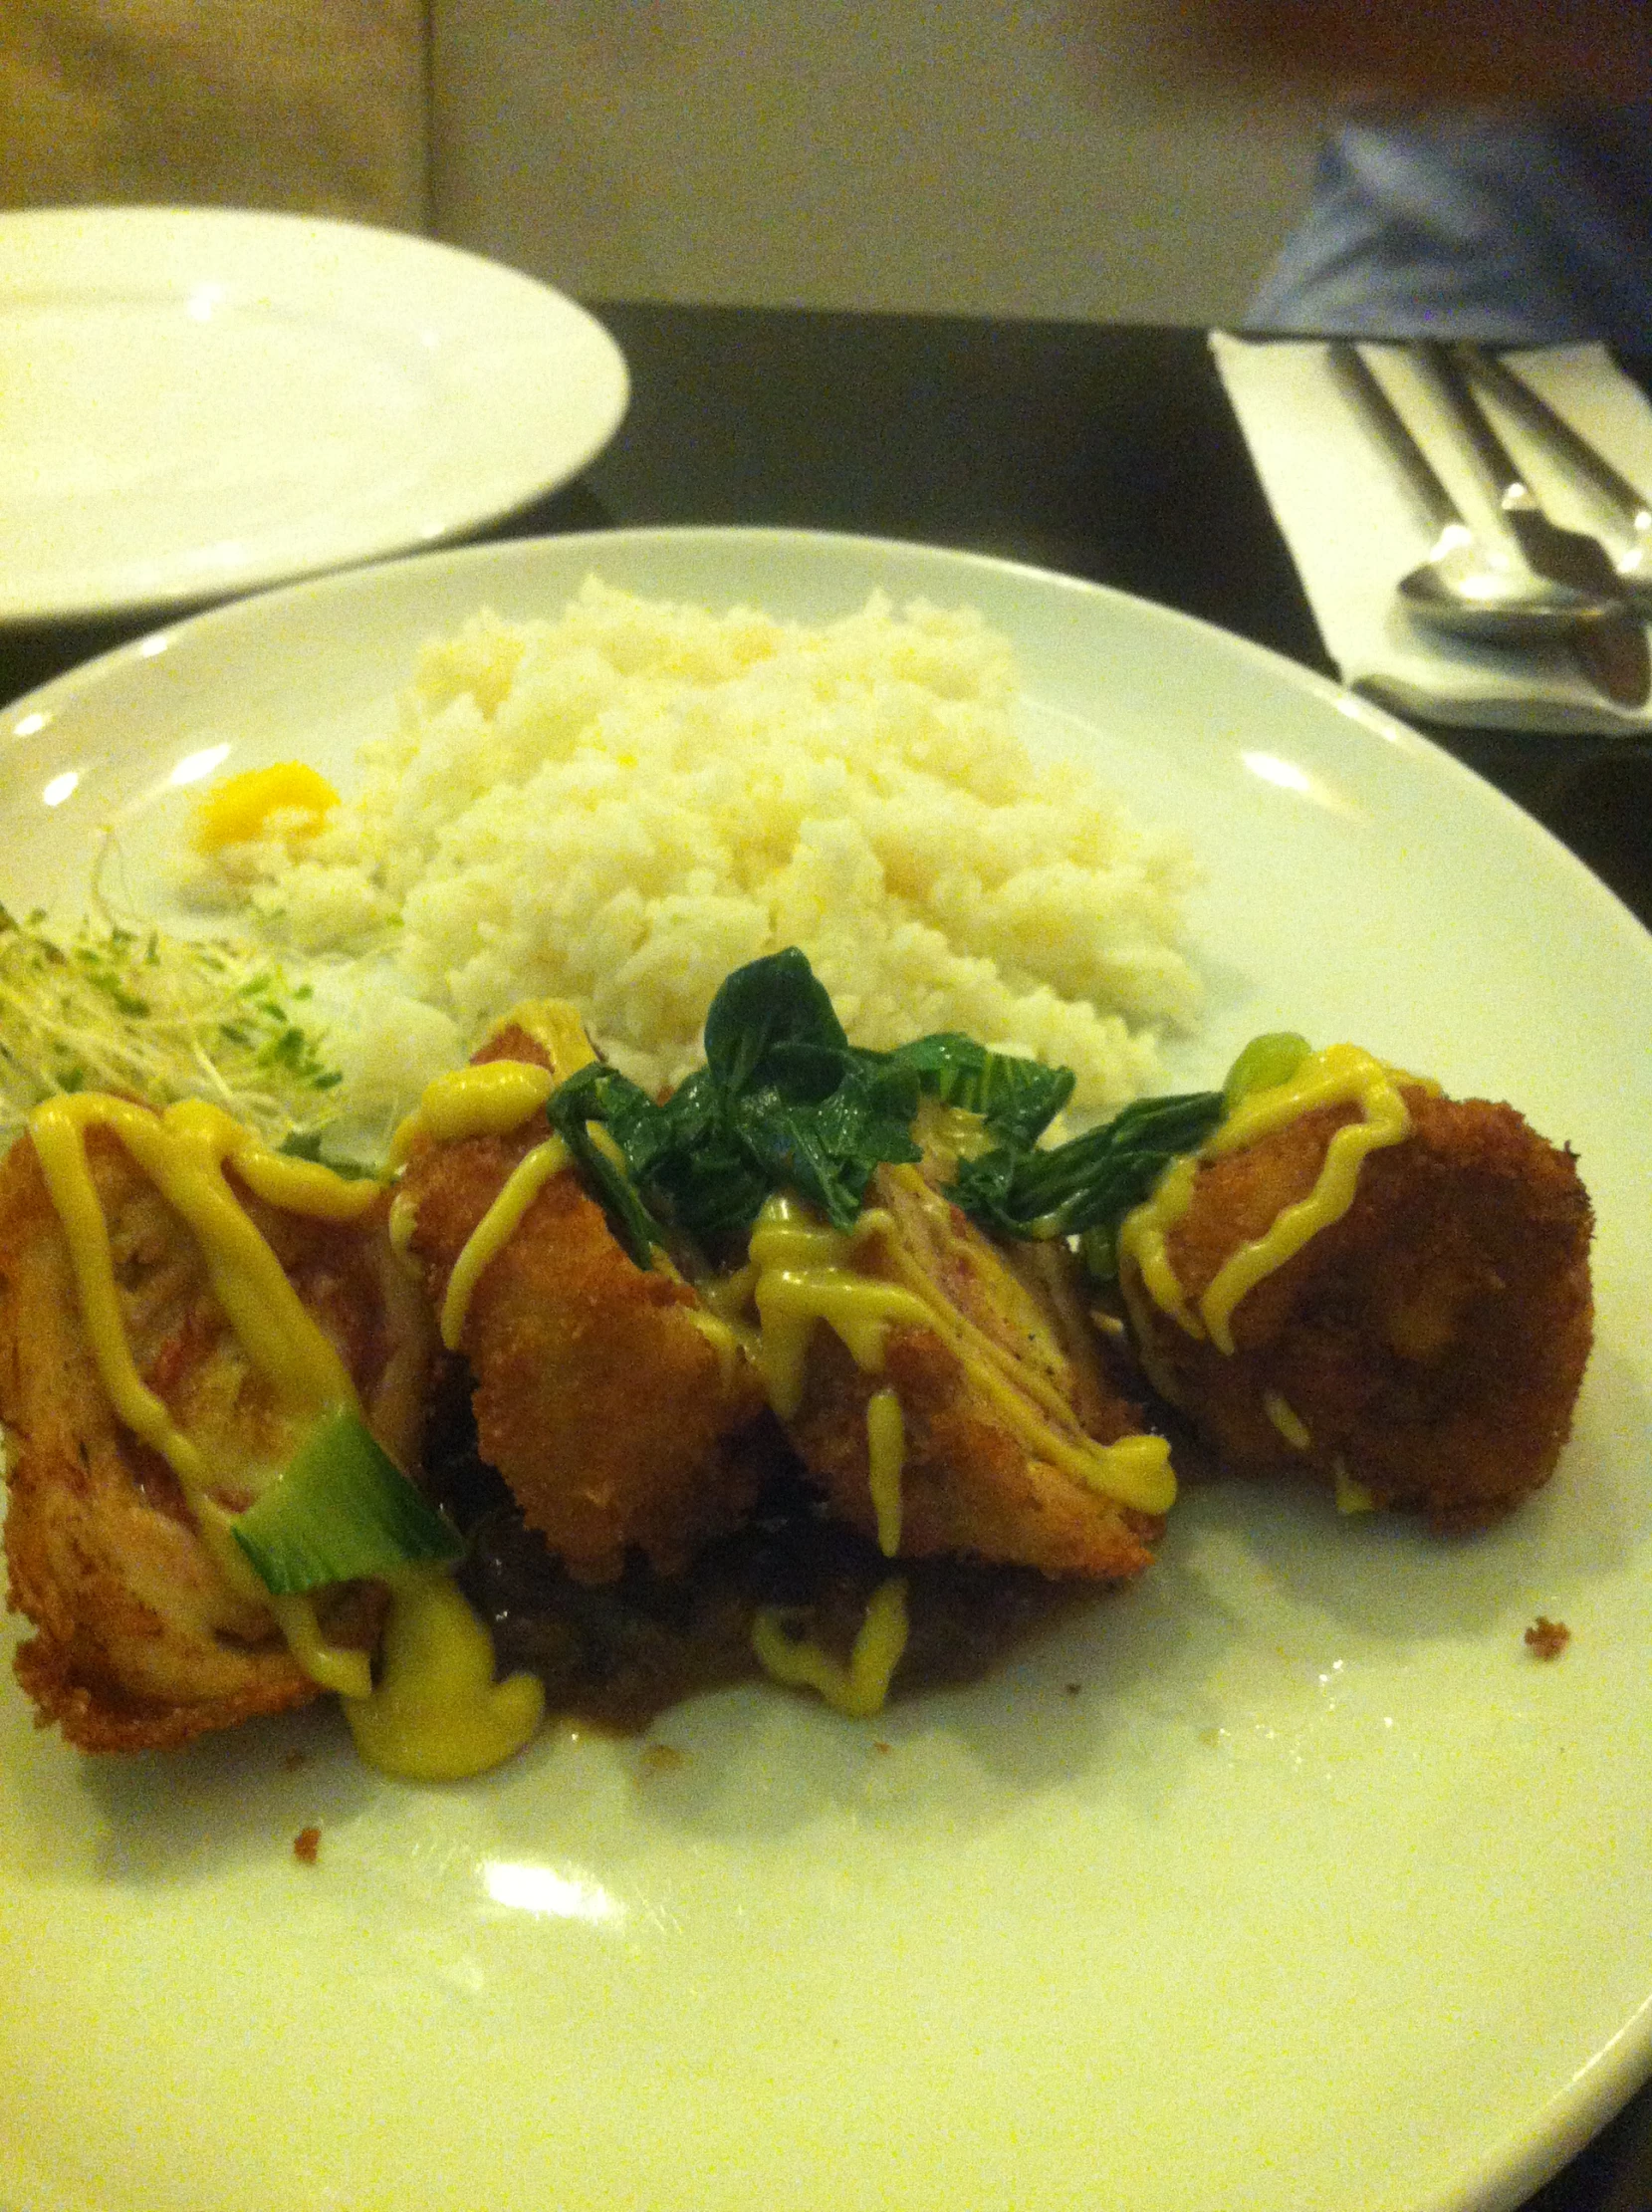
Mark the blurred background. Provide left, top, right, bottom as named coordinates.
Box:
left=0, top=0, right=1325, bottom=324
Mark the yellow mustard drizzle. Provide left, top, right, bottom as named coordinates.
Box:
left=440, top=1135, right=572, bottom=1350
left=30, top=1095, right=368, bottom=1464
left=1116, top=1152, right=1202, bottom=1339
left=865, top=1386, right=905, bottom=1557
left=227, top=1143, right=382, bottom=1225
left=1119, top=1046, right=1415, bottom=1356
left=748, top=1195, right=932, bottom=1419
left=681, top=1304, right=747, bottom=1392
left=29, top=1092, right=531, bottom=1768
left=737, top=1186, right=1174, bottom=1517
left=270, top=1592, right=373, bottom=1701
left=868, top=1174, right=1175, bottom=1515
left=29, top=1094, right=385, bottom=1690
left=387, top=1188, right=420, bottom=1267
left=343, top=1568, right=545, bottom=1779
left=699, top=1257, right=759, bottom=1320
left=386, top=1059, right=555, bottom=1169
left=1263, top=1391, right=1311, bottom=1451
left=1333, top=1462, right=1378, bottom=1516
left=751, top=1578, right=910, bottom=1718
left=485, top=999, right=597, bottom=1083
left=1075, top=1431, right=1174, bottom=1510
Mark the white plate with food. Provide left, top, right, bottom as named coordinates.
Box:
left=0, top=207, right=628, bottom=625
left=0, top=529, right=1647, bottom=2212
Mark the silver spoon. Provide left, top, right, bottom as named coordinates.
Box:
left=1328, top=340, right=1612, bottom=639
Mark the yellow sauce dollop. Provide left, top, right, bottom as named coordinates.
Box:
left=440, top=1134, right=571, bottom=1350
left=1334, top=1463, right=1378, bottom=1516
left=344, top=1569, right=545, bottom=1779
left=386, top=1060, right=556, bottom=1169
left=1263, top=1391, right=1312, bottom=1451
left=270, top=1591, right=374, bottom=1701
left=865, top=1386, right=905, bottom=1557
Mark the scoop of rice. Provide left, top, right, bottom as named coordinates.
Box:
left=196, top=579, right=1202, bottom=1115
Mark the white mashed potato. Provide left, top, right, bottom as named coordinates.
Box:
left=195, top=580, right=1202, bottom=1116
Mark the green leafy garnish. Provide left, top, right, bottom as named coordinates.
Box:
left=0, top=903, right=344, bottom=1148
left=549, top=949, right=928, bottom=1254
left=883, top=1031, right=1073, bottom=1147
left=545, top=1062, right=677, bottom=1266
left=541, top=952, right=1299, bottom=1291
left=233, top=1406, right=463, bottom=1596
left=958, top=1089, right=1227, bottom=1273
left=541, top=948, right=1210, bottom=1269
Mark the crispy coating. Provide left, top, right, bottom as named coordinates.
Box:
left=781, top=1162, right=1164, bottom=1581
left=398, top=1027, right=768, bottom=1584
left=1119, top=1090, right=1594, bottom=1530
left=0, top=1122, right=428, bottom=1751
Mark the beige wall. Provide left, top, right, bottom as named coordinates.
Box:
left=0, top=3, right=1324, bottom=325
left=0, top=1, right=427, bottom=228
left=429, top=0, right=1324, bottom=323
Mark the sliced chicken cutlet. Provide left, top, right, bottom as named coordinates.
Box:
left=0, top=1119, right=429, bottom=1752
left=395, top=1011, right=769, bottom=1586
left=765, top=1156, right=1172, bottom=1583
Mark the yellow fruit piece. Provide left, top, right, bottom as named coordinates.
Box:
left=193, top=762, right=339, bottom=852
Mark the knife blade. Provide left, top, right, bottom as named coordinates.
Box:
left=1458, top=343, right=1652, bottom=611
left=1416, top=341, right=1651, bottom=709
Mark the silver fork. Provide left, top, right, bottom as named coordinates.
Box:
left=1457, top=342, right=1652, bottom=611
left=1413, top=340, right=1651, bottom=709
left=1416, top=341, right=1634, bottom=608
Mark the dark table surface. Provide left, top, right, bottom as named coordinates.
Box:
left=1, top=303, right=1649, bottom=2212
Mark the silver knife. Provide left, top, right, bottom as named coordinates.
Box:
left=1416, top=340, right=1652, bottom=709
left=1458, top=342, right=1652, bottom=610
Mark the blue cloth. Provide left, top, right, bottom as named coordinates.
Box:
left=1244, top=106, right=1652, bottom=349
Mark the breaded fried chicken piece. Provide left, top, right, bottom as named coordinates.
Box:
left=779, top=1161, right=1167, bottom=1582
left=1119, top=1089, right=1593, bottom=1530
left=397, top=1022, right=768, bottom=1585
left=0, top=1124, right=427, bottom=1751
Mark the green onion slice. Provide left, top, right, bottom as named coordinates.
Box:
left=1223, top=1031, right=1311, bottom=1107
left=233, top=1406, right=463, bottom=1596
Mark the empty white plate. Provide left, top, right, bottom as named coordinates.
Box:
left=0, top=207, right=629, bottom=623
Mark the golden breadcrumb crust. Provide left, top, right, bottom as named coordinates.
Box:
left=398, top=1027, right=767, bottom=1584
left=1120, top=1091, right=1593, bottom=1530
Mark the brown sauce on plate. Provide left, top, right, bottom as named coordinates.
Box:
left=421, top=1374, right=1091, bottom=1732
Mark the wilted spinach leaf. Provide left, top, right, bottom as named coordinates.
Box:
left=542, top=948, right=1228, bottom=1278
left=952, top=1089, right=1226, bottom=1270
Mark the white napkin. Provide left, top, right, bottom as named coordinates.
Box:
left=1210, top=333, right=1652, bottom=734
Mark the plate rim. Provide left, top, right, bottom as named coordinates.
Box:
left=10, top=518, right=1651, bottom=961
